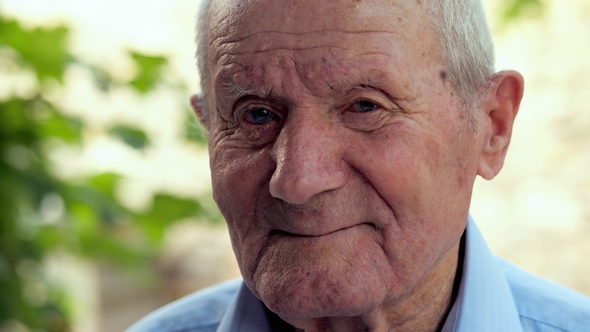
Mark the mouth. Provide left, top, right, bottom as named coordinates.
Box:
left=270, top=222, right=377, bottom=238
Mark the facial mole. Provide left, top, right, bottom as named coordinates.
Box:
left=440, top=71, right=447, bottom=80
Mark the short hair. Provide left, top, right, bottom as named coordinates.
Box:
left=423, top=0, right=496, bottom=114
left=195, top=0, right=214, bottom=125
left=195, top=0, right=495, bottom=123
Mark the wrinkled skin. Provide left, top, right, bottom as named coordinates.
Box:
left=194, top=0, right=523, bottom=330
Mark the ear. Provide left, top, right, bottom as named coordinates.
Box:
left=190, top=94, right=209, bottom=129
left=477, top=70, right=524, bottom=180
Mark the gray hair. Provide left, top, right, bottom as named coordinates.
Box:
left=195, top=0, right=214, bottom=125
left=195, top=0, right=496, bottom=123
left=424, top=0, right=496, bottom=114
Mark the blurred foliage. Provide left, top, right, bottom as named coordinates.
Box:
left=0, top=15, right=211, bottom=332
left=108, top=125, right=150, bottom=150
left=0, top=20, right=70, bottom=82
left=497, top=0, right=546, bottom=27
left=129, top=52, right=167, bottom=93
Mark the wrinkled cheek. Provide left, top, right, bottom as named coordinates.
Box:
left=211, top=168, right=256, bottom=274
left=209, top=149, right=275, bottom=269
left=211, top=149, right=261, bottom=206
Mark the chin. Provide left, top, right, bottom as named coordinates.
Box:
left=246, top=232, right=394, bottom=320
left=259, top=270, right=388, bottom=320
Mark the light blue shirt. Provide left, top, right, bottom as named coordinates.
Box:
left=127, top=217, right=590, bottom=331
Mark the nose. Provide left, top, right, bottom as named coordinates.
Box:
left=269, top=111, right=348, bottom=205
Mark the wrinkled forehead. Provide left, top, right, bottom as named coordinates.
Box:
left=205, top=0, right=439, bottom=103
left=208, top=0, right=429, bottom=48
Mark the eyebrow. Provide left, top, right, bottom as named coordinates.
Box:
left=347, top=74, right=382, bottom=92
left=222, top=80, right=259, bottom=100
left=221, top=71, right=386, bottom=99
left=220, top=80, right=288, bottom=112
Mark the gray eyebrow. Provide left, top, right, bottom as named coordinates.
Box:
left=219, top=79, right=284, bottom=106
left=222, top=80, right=258, bottom=99
left=346, top=75, right=383, bottom=92
left=219, top=70, right=388, bottom=103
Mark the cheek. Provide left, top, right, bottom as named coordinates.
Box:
left=349, top=129, right=435, bottom=207
left=209, top=147, right=278, bottom=280
left=210, top=147, right=275, bottom=235
left=347, top=123, right=470, bottom=241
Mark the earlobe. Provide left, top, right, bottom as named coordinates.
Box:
left=190, top=94, right=209, bottom=129
left=477, top=70, right=525, bottom=180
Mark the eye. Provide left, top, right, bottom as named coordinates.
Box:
left=354, top=100, right=380, bottom=113
left=245, top=107, right=279, bottom=125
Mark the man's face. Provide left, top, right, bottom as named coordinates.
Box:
left=205, top=0, right=488, bottom=322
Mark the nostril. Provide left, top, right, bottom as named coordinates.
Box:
left=269, top=175, right=311, bottom=205
left=269, top=155, right=350, bottom=205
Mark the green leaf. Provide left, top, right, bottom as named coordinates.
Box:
left=65, top=185, right=128, bottom=226
left=108, top=125, right=149, bottom=149
left=69, top=202, right=99, bottom=234
left=146, top=194, right=202, bottom=222
left=0, top=98, right=82, bottom=146
left=137, top=194, right=202, bottom=242
left=0, top=99, right=38, bottom=146
left=0, top=18, right=70, bottom=82
left=500, top=0, right=545, bottom=24
left=88, top=173, right=122, bottom=198
left=34, top=226, right=67, bottom=252
left=128, top=51, right=167, bottom=93
left=38, top=109, right=83, bottom=144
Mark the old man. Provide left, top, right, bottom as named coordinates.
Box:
left=128, top=0, right=590, bottom=331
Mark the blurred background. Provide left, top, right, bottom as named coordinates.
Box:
left=0, top=0, right=588, bottom=331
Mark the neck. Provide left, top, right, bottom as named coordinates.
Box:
left=281, top=238, right=465, bottom=332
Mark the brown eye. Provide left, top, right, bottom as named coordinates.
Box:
left=245, top=107, right=279, bottom=124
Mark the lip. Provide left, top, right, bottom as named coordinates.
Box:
left=270, top=222, right=376, bottom=238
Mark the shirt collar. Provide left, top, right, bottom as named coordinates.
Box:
left=441, top=215, right=523, bottom=332
left=218, top=216, right=523, bottom=332
left=217, top=281, right=273, bottom=332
